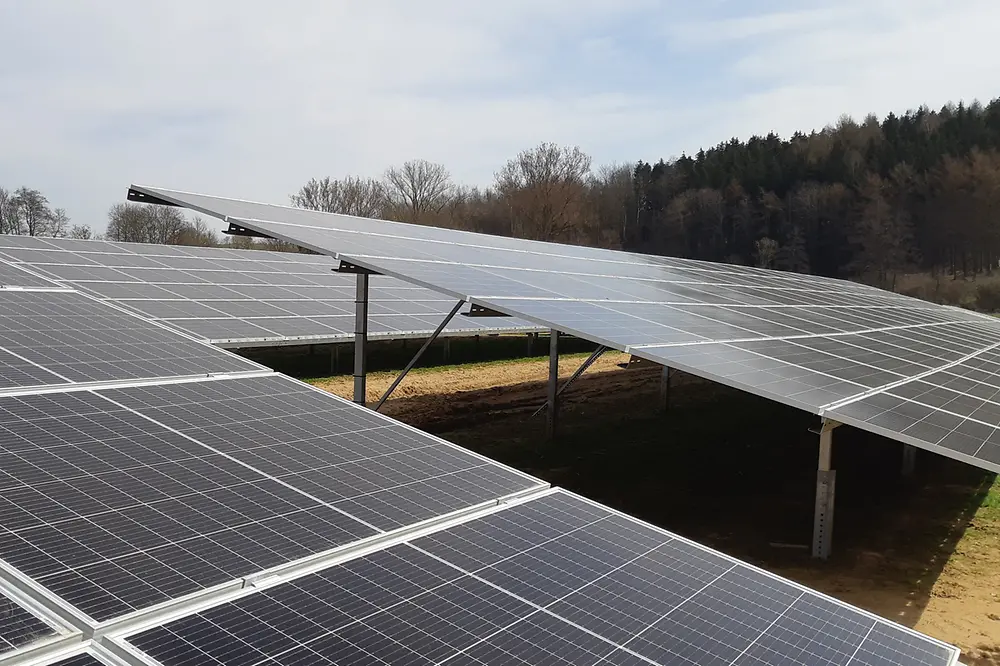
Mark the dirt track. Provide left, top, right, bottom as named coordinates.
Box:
left=311, top=353, right=1000, bottom=664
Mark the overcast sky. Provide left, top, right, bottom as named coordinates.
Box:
left=1, top=0, right=998, bottom=231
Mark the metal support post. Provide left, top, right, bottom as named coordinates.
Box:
left=533, top=345, right=607, bottom=417
left=812, top=419, right=840, bottom=559
left=546, top=330, right=559, bottom=440
left=330, top=345, right=339, bottom=375
left=442, top=338, right=452, bottom=363
left=901, top=444, right=917, bottom=477
left=660, top=365, right=671, bottom=412
left=373, top=301, right=464, bottom=412
left=353, top=274, right=369, bottom=405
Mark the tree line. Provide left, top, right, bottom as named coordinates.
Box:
left=0, top=187, right=81, bottom=239
left=290, top=98, right=1000, bottom=291
left=7, top=96, right=1000, bottom=294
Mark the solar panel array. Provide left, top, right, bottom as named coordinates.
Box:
left=123, top=491, right=956, bottom=666
left=128, top=185, right=1000, bottom=475
left=1, top=221, right=959, bottom=664
left=0, top=235, right=538, bottom=348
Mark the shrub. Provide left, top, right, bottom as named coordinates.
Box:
left=976, top=282, right=1000, bottom=312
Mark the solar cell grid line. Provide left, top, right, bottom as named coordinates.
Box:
left=0, top=386, right=378, bottom=623
left=122, top=489, right=959, bottom=666
left=98, top=374, right=546, bottom=532
left=0, top=348, right=72, bottom=392
left=0, top=290, right=263, bottom=389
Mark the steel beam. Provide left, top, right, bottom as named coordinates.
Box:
left=373, top=300, right=464, bottom=412
left=812, top=419, right=840, bottom=559
left=902, top=444, right=917, bottom=477
left=223, top=222, right=272, bottom=238
left=660, top=365, right=671, bottom=412
left=353, top=274, right=369, bottom=405
left=533, top=345, right=607, bottom=417
left=546, top=330, right=559, bottom=440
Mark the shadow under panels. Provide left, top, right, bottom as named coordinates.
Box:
left=0, top=374, right=543, bottom=623
left=0, top=290, right=260, bottom=390
left=125, top=490, right=958, bottom=666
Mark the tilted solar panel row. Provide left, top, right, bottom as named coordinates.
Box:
left=0, top=235, right=540, bottom=347
left=126, top=185, right=1000, bottom=475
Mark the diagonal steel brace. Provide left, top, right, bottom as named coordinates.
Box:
left=373, top=300, right=465, bottom=411
left=532, top=345, right=608, bottom=417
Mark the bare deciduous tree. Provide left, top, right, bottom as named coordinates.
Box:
left=106, top=203, right=192, bottom=245
left=776, top=225, right=810, bottom=273
left=0, top=188, right=17, bottom=235
left=68, top=224, right=94, bottom=240
left=587, top=163, right=633, bottom=248
left=495, top=143, right=592, bottom=242
left=383, top=160, right=453, bottom=224
left=291, top=176, right=386, bottom=218
left=754, top=237, right=779, bottom=269
left=49, top=208, right=70, bottom=238
left=851, top=173, right=916, bottom=288
left=12, top=188, right=54, bottom=236
left=173, top=216, right=218, bottom=247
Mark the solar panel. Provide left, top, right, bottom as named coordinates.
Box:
left=124, top=490, right=958, bottom=666
left=123, top=186, right=1000, bottom=473
left=0, top=236, right=540, bottom=347
left=0, top=387, right=375, bottom=621
left=100, top=374, right=545, bottom=531
left=0, top=588, right=57, bottom=655
left=0, top=290, right=262, bottom=389
left=0, top=374, right=542, bottom=622
left=0, top=261, right=57, bottom=288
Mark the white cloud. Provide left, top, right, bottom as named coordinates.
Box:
left=671, top=0, right=1000, bottom=141
left=0, top=0, right=998, bottom=232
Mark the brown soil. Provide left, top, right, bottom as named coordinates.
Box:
left=310, top=353, right=1000, bottom=664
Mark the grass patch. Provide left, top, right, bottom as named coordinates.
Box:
left=302, top=350, right=603, bottom=383
left=980, top=476, right=1000, bottom=513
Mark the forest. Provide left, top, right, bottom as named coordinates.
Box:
left=4, top=97, right=1000, bottom=303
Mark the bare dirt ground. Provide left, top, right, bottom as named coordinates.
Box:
left=311, top=352, right=1000, bottom=664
